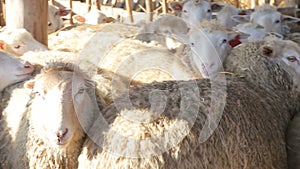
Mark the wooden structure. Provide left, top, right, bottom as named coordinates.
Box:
left=6, top=0, right=48, bottom=46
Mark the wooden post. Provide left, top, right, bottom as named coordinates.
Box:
left=145, top=0, right=153, bottom=22
left=50, top=0, right=55, bottom=6
left=125, top=0, right=134, bottom=23
left=0, top=0, right=5, bottom=26
left=6, top=0, right=48, bottom=46
left=95, top=0, right=101, bottom=10
left=162, top=0, right=167, bottom=14
left=69, top=0, right=73, bottom=24
left=87, top=0, right=92, bottom=12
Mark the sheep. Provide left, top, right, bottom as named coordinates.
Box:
left=135, top=15, right=190, bottom=50
left=233, top=22, right=283, bottom=41
left=232, top=4, right=300, bottom=35
left=78, top=20, right=244, bottom=81
left=284, top=32, right=300, bottom=46
left=0, top=61, right=103, bottom=168
left=0, top=28, right=48, bottom=57
left=286, top=112, right=300, bottom=169
left=20, top=50, right=78, bottom=66
left=48, top=22, right=140, bottom=53
left=168, top=0, right=213, bottom=27
left=72, top=7, right=115, bottom=25
left=77, top=38, right=300, bottom=168
left=0, top=51, right=35, bottom=93
left=0, top=51, right=35, bottom=116
left=48, top=4, right=71, bottom=34
left=212, top=3, right=252, bottom=28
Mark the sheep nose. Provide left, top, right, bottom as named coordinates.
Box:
left=56, top=128, right=68, bottom=142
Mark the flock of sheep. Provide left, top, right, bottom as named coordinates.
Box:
left=1, top=0, right=300, bottom=168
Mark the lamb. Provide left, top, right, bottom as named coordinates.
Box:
left=233, top=22, right=283, bottom=41
left=0, top=28, right=48, bottom=56
left=135, top=15, right=190, bottom=50
left=72, top=7, right=114, bottom=25
left=232, top=4, right=300, bottom=35
left=77, top=37, right=300, bottom=169
left=79, top=20, right=244, bottom=81
left=0, top=51, right=35, bottom=115
left=48, top=22, right=140, bottom=53
left=213, top=3, right=252, bottom=28
left=0, top=62, right=103, bottom=168
left=0, top=51, right=35, bottom=93
left=48, top=4, right=71, bottom=34
left=169, top=0, right=213, bottom=27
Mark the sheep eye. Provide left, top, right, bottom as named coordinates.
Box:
left=33, top=91, right=45, bottom=99
left=183, top=10, right=188, bottom=13
left=14, top=45, right=21, bottom=49
left=191, top=42, right=195, bottom=46
left=221, top=39, right=227, bottom=44
left=275, top=20, right=280, bottom=24
left=287, top=56, right=298, bottom=62
left=207, top=9, right=211, bottom=13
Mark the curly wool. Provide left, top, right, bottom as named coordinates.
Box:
left=78, top=74, right=292, bottom=169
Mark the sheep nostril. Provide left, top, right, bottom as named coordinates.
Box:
left=24, top=62, right=33, bottom=69
left=56, top=128, right=68, bottom=141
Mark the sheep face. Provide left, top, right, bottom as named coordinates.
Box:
left=260, top=40, right=300, bottom=75
left=25, top=69, right=96, bottom=148
left=182, top=0, right=212, bottom=27
left=251, top=11, right=284, bottom=34
left=48, top=5, right=70, bottom=34
left=0, top=52, right=34, bottom=92
left=73, top=9, right=108, bottom=25
left=0, top=29, right=48, bottom=56
left=189, top=28, right=237, bottom=78
left=232, top=5, right=300, bottom=35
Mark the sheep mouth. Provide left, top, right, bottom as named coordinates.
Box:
left=16, top=62, right=35, bottom=77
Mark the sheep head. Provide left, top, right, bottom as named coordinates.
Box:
left=24, top=62, right=98, bottom=148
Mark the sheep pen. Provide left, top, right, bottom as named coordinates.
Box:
left=77, top=38, right=300, bottom=168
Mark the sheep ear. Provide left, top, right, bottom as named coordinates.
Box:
left=84, top=79, right=96, bottom=88
left=24, top=80, right=35, bottom=89
left=59, top=8, right=72, bottom=16
left=211, top=3, right=224, bottom=12
left=0, top=40, right=6, bottom=50
left=231, top=15, right=250, bottom=24
left=282, top=15, right=300, bottom=23
left=260, top=45, right=276, bottom=58
left=169, top=1, right=183, bottom=12
left=238, top=9, right=253, bottom=15
left=72, top=15, right=86, bottom=23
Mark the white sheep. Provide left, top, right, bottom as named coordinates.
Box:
left=212, top=3, right=252, bottom=28
left=0, top=62, right=102, bottom=168
left=48, top=5, right=71, bottom=34
left=169, top=0, right=213, bottom=27
left=48, top=22, right=140, bottom=53
left=135, top=15, right=190, bottom=50
left=72, top=7, right=114, bottom=25
left=78, top=20, right=245, bottom=81
left=232, top=4, right=300, bottom=35
left=0, top=28, right=48, bottom=57
left=77, top=37, right=299, bottom=169
left=233, top=22, right=283, bottom=41
left=0, top=51, right=35, bottom=93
